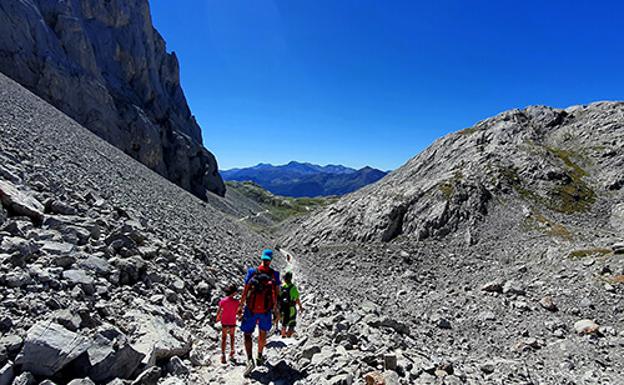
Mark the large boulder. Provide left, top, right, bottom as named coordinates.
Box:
left=21, top=321, right=91, bottom=377
left=0, top=181, right=44, bottom=224
left=126, top=311, right=191, bottom=366
left=70, top=333, right=144, bottom=383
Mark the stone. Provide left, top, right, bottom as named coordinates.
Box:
left=78, top=256, right=112, bottom=276
left=364, top=371, right=385, bottom=385
left=166, top=356, right=190, bottom=376
left=0, top=335, right=23, bottom=356
left=131, top=366, right=161, bottom=385
left=67, top=379, right=95, bottom=385
left=127, top=311, right=191, bottom=365
left=480, top=362, right=495, bottom=374
left=39, top=241, right=76, bottom=256
left=301, top=345, right=322, bottom=360
left=10, top=372, right=35, bottom=385
left=502, top=280, right=525, bottom=296
left=383, top=354, right=397, bottom=371
left=62, top=270, right=96, bottom=295
left=21, top=321, right=91, bottom=376
left=539, top=296, right=558, bottom=312
left=481, top=280, right=504, bottom=293
left=76, top=334, right=144, bottom=383
left=0, top=363, right=14, bottom=385
left=329, top=374, right=353, bottom=385
left=52, top=309, right=82, bottom=332
left=574, top=319, right=600, bottom=335
left=46, top=200, right=77, bottom=216
left=0, top=181, right=44, bottom=225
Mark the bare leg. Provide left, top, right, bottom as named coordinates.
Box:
left=220, top=328, right=227, bottom=363
left=244, top=332, right=253, bottom=360
left=258, top=330, right=267, bottom=356
left=229, top=327, right=236, bottom=356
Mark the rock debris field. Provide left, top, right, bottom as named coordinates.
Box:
left=1, top=71, right=624, bottom=385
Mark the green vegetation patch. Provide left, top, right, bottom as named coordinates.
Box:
left=458, top=126, right=479, bottom=136
left=545, top=146, right=596, bottom=214
left=497, top=145, right=596, bottom=214
left=226, top=181, right=338, bottom=223
left=568, top=248, right=613, bottom=260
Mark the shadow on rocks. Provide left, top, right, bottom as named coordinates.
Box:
left=250, top=360, right=306, bottom=385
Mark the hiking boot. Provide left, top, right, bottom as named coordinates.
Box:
left=220, top=354, right=226, bottom=364
left=243, top=359, right=255, bottom=377
left=256, top=354, right=265, bottom=366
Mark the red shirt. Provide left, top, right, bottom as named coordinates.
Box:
left=219, top=296, right=239, bottom=326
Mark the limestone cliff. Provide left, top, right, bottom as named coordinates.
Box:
left=0, top=0, right=225, bottom=198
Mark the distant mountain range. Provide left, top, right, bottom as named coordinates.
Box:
left=222, top=161, right=388, bottom=197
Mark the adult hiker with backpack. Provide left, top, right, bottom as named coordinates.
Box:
left=279, top=271, right=303, bottom=338
left=237, top=249, right=281, bottom=376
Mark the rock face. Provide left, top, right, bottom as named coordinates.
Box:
left=288, top=103, right=624, bottom=245
left=0, top=0, right=225, bottom=199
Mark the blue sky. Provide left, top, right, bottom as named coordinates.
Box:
left=150, top=0, right=624, bottom=171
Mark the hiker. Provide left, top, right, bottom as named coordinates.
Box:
left=215, top=284, right=239, bottom=364
left=279, top=271, right=303, bottom=338
left=237, top=249, right=281, bottom=375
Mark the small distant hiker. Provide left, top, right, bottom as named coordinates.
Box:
left=237, top=249, right=281, bottom=376
left=279, top=271, right=303, bottom=338
left=216, top=284, right=240, bottom=364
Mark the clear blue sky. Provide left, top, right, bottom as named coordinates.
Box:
left=150, top=0, right=624, bottom=171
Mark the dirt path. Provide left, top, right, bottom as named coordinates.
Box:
left=198, top=248, right=311, bottom=384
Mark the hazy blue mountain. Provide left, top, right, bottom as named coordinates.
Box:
left=221, top=161, right=387, bottom=197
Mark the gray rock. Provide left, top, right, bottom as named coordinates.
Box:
left=39, top=241, right=76, bottom=256
left=481, top=280, right=504, bottom=293
left=21, top=321, right=91, bottom=377
left=574, top=319, right=600, bottom=335
left=62, top=270, right=96, bottom=295
left=0, top=181, right=44, bottom=225
left=0, top=335, right=22, bottom=356
left=166, top=356, right=189, bottom=376
left=0, top=0, right=225, bottom=199
left=131, top=366, right=161, bottom=385
left=78, top=256, right=112, bottom=276
left=0, top=363, right=14, bottom=385
left=52, top=309, right=82, bottom=332
left=539, top=296, right=558, bottom=312
left=79, top=334, right=145, bottom=383
left=10, top=372, right=35, bottom=385
left=67, top=379, right=95, bottom=385
left=127, top=311, right=191, bottom=366
left=301, top=345, right=321, bottom=360
left=384, top=354, right=397, bottom=371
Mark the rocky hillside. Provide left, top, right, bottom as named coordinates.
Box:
left=277, top=103, right=624, bottom=384
left=0, top=72, right=270, bottom=384
left=288, top=103, right=624, bottom=246
left=0, top=0, right=225, bottom=199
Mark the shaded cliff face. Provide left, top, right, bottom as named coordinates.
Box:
left=0, top=0, right=225, bottom=198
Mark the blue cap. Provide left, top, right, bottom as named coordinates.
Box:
left=261, top=249, right=273, bottom=261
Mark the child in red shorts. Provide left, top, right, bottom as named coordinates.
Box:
left=216, top=284, right=240, bottom=363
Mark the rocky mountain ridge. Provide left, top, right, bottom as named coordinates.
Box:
left=222, top=162, right=387, bottom=198
left=0, top=0, right=225, bottom=199
left=287, top=103, right=624, bottom=246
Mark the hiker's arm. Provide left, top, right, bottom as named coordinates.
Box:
left=215, top=306, right=222, bottom=322
left=296, top=297, right=303, bottom=312
left=237, top=285, right=249, bottom=315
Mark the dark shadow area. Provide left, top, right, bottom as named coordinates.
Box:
left=265, top=340, right=288, bottom=349
left=250, top=360, right=307, bottom=385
